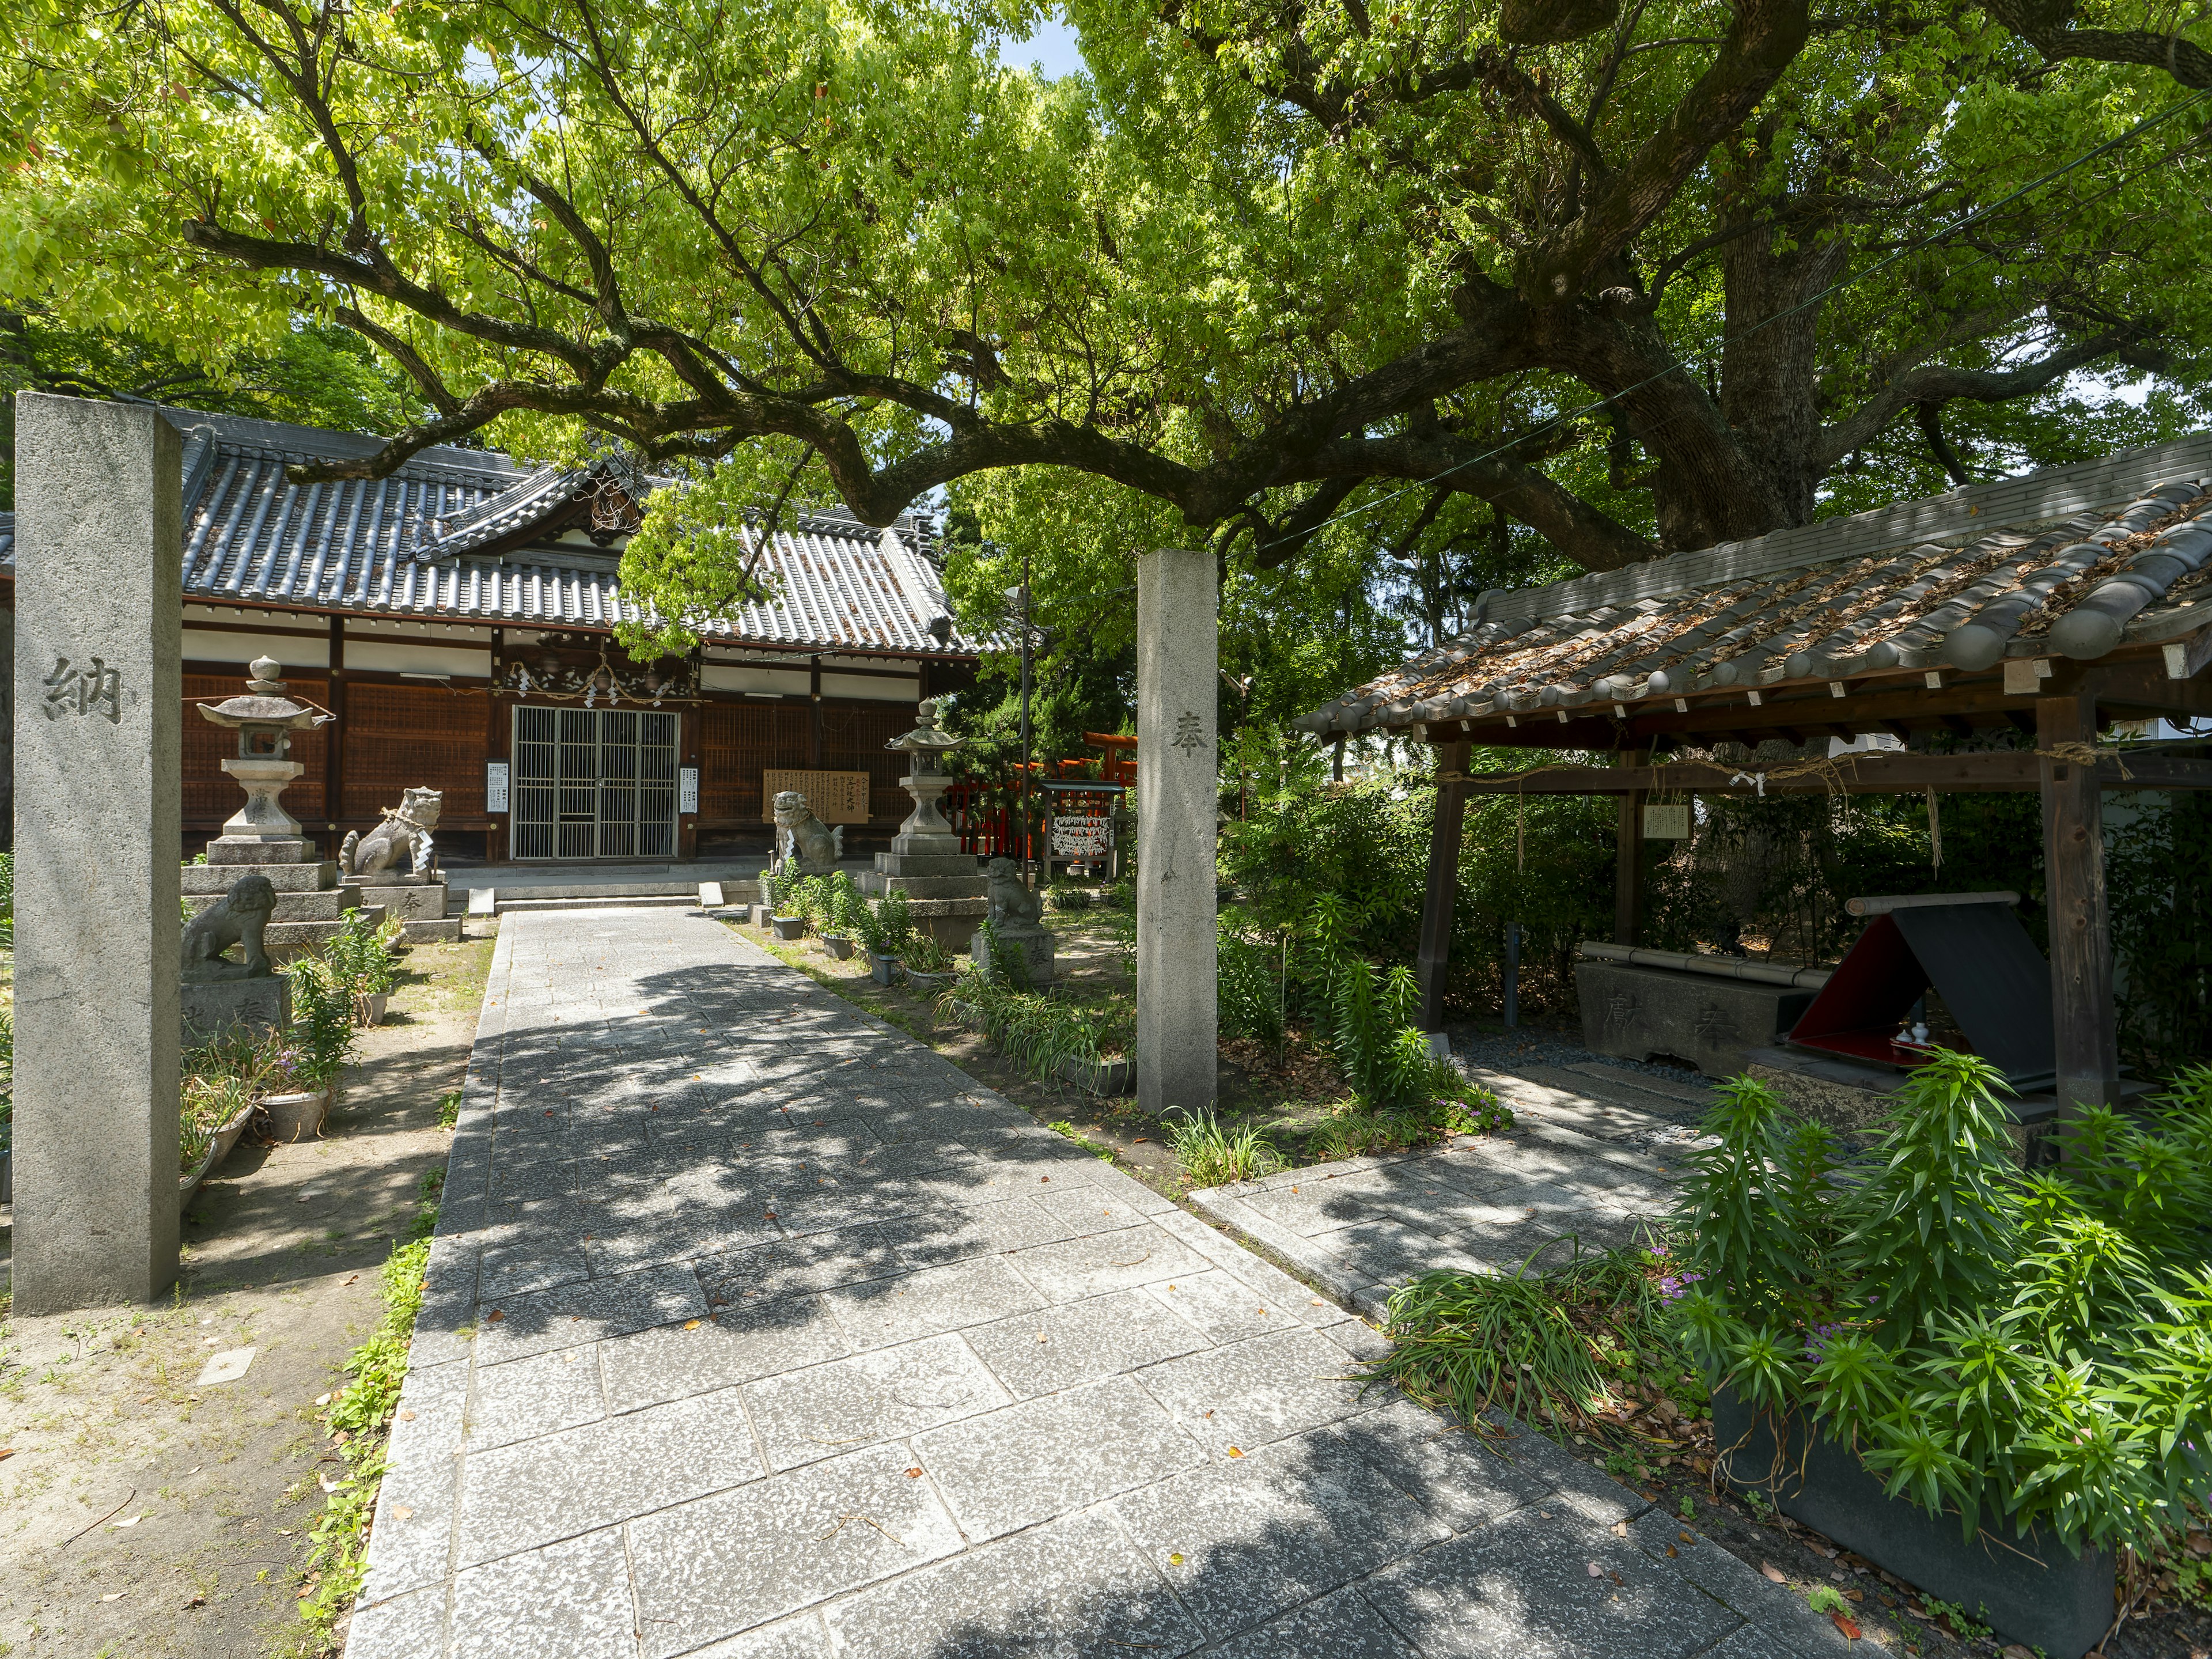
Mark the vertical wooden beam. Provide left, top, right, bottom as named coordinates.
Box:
left=484, top=628, right=504, bottom=865
left=809, top=654, right=823, bottom=767
left=1416, top=739, right=1472, bottom=1033
left=324, top=614, right=346, bottom=859
left=1615, top=749, right=1646, bottom=945
left=2037, top=680, right=2118, bottom=1128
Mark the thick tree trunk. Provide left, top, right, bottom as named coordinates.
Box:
left=1717, top=227, right=1849, bottom=527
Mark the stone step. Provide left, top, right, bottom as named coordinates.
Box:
left=185, top=887, right=361, bottom=923
left=265, top=907, right=385, bottom=963
left=1506, top=1059, right=1703, bottom=1119
left=401, top=917, right=465, bottom=944
left=874, top=876, right=990, bottom=899
left=1561, top=1062, right=1715, bottom=1108
left=494, top=895, right=698, bottom=913
left=184, top=860, right=336, bottom=895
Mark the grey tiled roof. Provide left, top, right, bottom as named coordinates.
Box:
left=0, top=407, right=982, bottom=658
left=1301, top=432, right=2212, bottom=736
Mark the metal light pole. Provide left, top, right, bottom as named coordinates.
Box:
left=1006, top=563, right=1035, bottom=885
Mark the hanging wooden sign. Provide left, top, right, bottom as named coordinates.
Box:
left=760, top=769, right=872, bottom=823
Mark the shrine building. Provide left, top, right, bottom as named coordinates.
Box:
left=0, top=406, right=987, bottom=865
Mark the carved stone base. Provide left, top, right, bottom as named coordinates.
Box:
left=181, top=975, right=291, bottom=1041
left=971, top=922, right=1056, bottom=987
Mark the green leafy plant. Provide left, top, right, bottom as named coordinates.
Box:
left=180, top=1026, right=284, bottom=1173
left=874, top=889, right=915, bottom=958
left=1805, top=1584, right=1847, bottom=1615
left=1169, top=1111, right=1280, bottom=1187
left=1372, top=1243, right=1665, bottom=1432
left=1673, top=1053, right=2212, bottom=1556
left=938, top=970, right=1130, bottom=1085
left=297, top=1234, right=431, bottom=1643
left=823, top=873, right=868, bottom=940
left=903, top=930, right=955, bottom=974
left=323, top=908, right=399, bottom=1021
left=282, top=957, right=357, bottom=1087
left=1219, top=919, right=1288, bottom=1048
left=435, top=1088, right=463, bottom=1129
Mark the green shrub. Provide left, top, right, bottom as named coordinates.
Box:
left=283, top=957, right=358, bottom=1086
left=1373, top=1243, right=1665, bottom=1429
left=180, top=1025, right=289, bottom=1172
left=1671, top=1052, right=2212, bottom=1554
left=1169, top=1111, right=1280, bottom=1187
left=1218, top=920, right=1287, bottom=1047
left=874, top=889, right=915, bottom=957
left=938, top=969, right=1131, bottom=1084
left=324, top=907, right=399, bottom=1018
left=824, top=873, right=869, bottom=939
left=903, top=930, right=955, bottom=974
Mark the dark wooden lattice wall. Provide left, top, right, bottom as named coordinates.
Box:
left=699, top=699, right=918, bottom=827
left=340, top=684, right=489, bottom=821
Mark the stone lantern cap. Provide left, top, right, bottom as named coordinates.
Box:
left=196, top=657, right=333, bottom=732
left=885, top=699, right=965, bottom=773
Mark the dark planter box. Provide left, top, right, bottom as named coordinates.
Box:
left=1058, top=1056, right=1134, bottom=1096
left=868, top=951, right=902, bottom=986
left=1711, top=1386, right=2113, bottom=1658
left=906, top=969, right=957, bottom=995
left=770, top=915, right=807, bottom=941
left=819, top=935, right=855, bottom=960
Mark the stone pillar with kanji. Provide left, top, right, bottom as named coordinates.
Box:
left=1135, top=548, right=1218, bottom=1119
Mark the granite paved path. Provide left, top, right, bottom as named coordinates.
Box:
left=346, top=909, right=1849, bottom=1659
left=1190, top=1064, right=1715, bottom=1321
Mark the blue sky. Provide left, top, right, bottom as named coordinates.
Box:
left=1011, top=12, right=1087, bottom=78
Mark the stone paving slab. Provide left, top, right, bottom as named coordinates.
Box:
left=1188, top=1067, right=1695, bottom=1320
left=347, top=908, right=1849, bottom=1659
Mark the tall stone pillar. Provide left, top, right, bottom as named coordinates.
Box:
left=13, top=394, right=183, bottom=1312
left=1135, top=548, right=1217, bottom=1120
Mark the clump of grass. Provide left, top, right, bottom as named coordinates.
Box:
left=1170, top=1111, right=1281, bottom=1187
left=1047, top=1120, right=1117, bottom=1161
left=1302, top=1088, right=1513, bottom=1164
left=295, top=1233, right=431, bottom=1645
left=434, top=1087, right=463, bottom=1129
left=939, top=971, right=1131, bottom=1089
left=1370, top=1242, right=1673, bottom=1437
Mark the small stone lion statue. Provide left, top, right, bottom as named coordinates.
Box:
left=342, top=787, right=442, bottom=881
left=984, top=857, right=1044, bottom=929
left=181, top=873, right=278, bottom=981
left=772, top=790, right=843, bottom=875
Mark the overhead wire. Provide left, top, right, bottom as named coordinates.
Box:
left=1249, top=84, right=2212, bottom=555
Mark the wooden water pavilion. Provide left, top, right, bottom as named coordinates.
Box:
left=1299, top=435, right=2212, bottom=1119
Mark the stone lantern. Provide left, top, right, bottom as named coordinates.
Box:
left=195, top=656, right=332, bottom=846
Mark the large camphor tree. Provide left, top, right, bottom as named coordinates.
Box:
left=6, top=0, right=2212, bottom=647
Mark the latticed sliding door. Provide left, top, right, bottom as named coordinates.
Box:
left=512, top=706, right=679, bottom=859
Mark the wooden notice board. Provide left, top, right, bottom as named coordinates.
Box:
left=761, top=769, right=873, bottom=823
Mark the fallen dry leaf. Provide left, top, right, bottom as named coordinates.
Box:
left=100, top=1592, right=126, bottom=1602
left=684, top=1319, right=702, bottom=1331
left=111, top=1515, right=142, bottom=1529
left=392, top=1505, right=414, bottom=1521
left=1586, top=1562, right=1602, bottom=1578
left=486, top=1310, right=505, bottom=1323
left=1830, top=1612, right=1861, bottom=1640
left=314, top=1393, right=332, bottom=1407
left=399, top=1410, right=415, bottom=1422
left=1759, top=1563, right=1787, bottom=1584
left=905, top=1468, right=922, bottom=1478
left=183, top=1593, right=205, bottom=1609
left=1611, top=1521, right=1628, bottom=1537
left=1169, top=1553, right=1184, bottom=1566
left=1227, top=1447, right=1244, bottom=1459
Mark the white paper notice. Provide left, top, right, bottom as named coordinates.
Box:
left=485, top=760, right=510, bottom=813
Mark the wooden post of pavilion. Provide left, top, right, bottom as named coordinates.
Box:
left=1614, top=747, right=1646, bottom=945
left=1415, top=738, right=1472, bottom=1037
left=2036, top=674, right=2120, bottom=1130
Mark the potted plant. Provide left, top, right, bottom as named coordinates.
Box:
left=770, top=870, right=813, bottom=940
left=866, top=890, right=912, bottom=984
left=180, top=1027, right=276, bottom=1194
left=325, top=908, right=400, bottom=1025
left=1669, top=1054, right=2212, bottom=1659
left=817, top=873, right=863, bottom=959
left=268, top=959, right=354, bottom=1137
left=901, top=929, right=959, bottom=993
